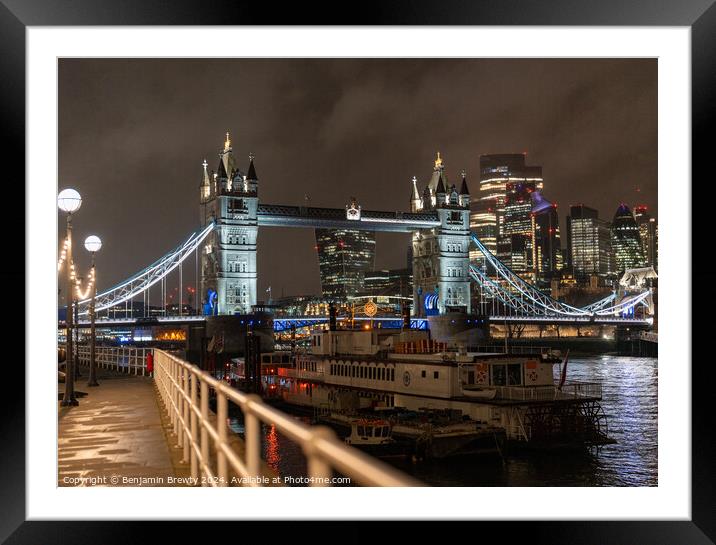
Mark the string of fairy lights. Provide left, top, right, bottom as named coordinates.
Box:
left=57, top=237, right=69, bottom=271
left=58, top=236, right=96, bottom=300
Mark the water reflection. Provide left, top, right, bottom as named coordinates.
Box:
left=229, top=356, right=657, bottom=487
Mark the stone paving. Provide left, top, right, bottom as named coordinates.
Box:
left=58, top=370, right=182, bottom=487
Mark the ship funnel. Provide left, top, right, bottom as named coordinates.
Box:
left=402, top=302, right=411, bottom=330
left=328, top=303, right=337, bottom=331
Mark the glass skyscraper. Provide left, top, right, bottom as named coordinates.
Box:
left=634, top=205, right=658, bottom=269
left=499, top=181, right=537, bottom=275
left=567, top=205, right=614, bottom=281
left=611, top=203, right=646, bottom=273
left=314, top=229, right=376, bottom=301
left=471, top=153, right=543, bottom=257
left=531, top=192, right=563, bottom=286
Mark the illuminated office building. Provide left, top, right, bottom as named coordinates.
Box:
left=531, top=192, right=563, bottom=286
left=472, top=154, right=543, bottom=256
left=611, top=203, right=646, bottom=273
left=567, top=205, right=614, bottom=281
left=498, top=181, right=537, bottom=275
left=361, top=268, right=413, bottom=299
left=634, top=205, right=658, bottom=269
left=315, top=229, right=376, bottom=301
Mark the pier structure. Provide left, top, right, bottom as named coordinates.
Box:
left=59, top=346, right=418, bottom=487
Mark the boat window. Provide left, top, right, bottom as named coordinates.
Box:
left=434, top=371, right=439, bottom=379
left=421, top=370, right=426, bottom=378
left=491, top=364, right=507, bottom=386
left=357, top=426, right=365, bottom=437
left=507, top=364, right=521, bottom=386
left=467, top=370, right=475, bottom=384
left=382, top=427, right=390, bottom=437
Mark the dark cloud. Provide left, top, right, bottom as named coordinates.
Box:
left=58, top=58, right=656, bottom=302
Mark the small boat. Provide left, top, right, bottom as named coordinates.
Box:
left=345, top=418, right=394, bottom=446
left=461, top=385, right=497, bottom=399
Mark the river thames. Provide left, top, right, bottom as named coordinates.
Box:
left=229, top=355, right=658, bottom=487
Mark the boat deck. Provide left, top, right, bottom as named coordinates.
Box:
left=453, top=394, right=603, bottom=406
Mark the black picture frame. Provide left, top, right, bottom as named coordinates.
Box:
left=2, top=1, right=710, bottom=543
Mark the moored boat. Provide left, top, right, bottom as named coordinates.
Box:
left=269, top=327, right=614, bottom=449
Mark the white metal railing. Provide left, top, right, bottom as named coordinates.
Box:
left=634, top=331, right=658, bottom=343
left=152, top=349, right=419, bottom=487
left=488, top=382, right=602, bottom=401
left=74, top=344, right=152, bottom=376
left=466, top=345, right=556, bottom=356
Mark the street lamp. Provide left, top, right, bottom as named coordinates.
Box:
left=58, top=188, right=81, bottom=407
left=85, top=235, right=102, bottom=387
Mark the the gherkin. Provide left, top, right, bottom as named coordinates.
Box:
left=611, top=203, right=645, bottom=272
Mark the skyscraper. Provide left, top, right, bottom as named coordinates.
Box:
left=611, top=203, right=646, bottom=272
left=361, top=268, right=413, bottom=299
left=499, top=180, right=537, bottom=275
left=567, top=205, right=613, bottom=281
left=634, top=205, right=658, bottom=269
left=531, top=191, right=563, bottom=286
left=315, top=229, right=376, bottom=301
left=472, top=154, right=543, bottom=256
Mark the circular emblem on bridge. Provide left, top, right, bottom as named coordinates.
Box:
left=403, top=371, right=411, bottom=387
left=364, top=299, right=377, bottom=317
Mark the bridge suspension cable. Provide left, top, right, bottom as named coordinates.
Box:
left=468, top=232, right=651, bottom=318
left=76, top=222, right=214, bottom=316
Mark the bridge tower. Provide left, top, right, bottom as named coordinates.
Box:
left=199, top=132, right=259, bottom=315
left=412, top=154, right=472, bottom=316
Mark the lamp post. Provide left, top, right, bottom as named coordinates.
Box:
left=58, top=188, right=81, bottom=407
left=85, top=235, right=102, bottom=387
left=74, top=277, right=81, bottom=379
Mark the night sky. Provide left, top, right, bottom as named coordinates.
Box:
left=58, top=58, right=657, bottom=304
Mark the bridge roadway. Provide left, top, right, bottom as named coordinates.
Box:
left=69, top=314, right=653, bottom=330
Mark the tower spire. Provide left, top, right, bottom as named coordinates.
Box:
left=410, top=175, right=422, bottom=212
left=459, top=168, right=470, bottom=207
left=246, top=152, right=257, bottom=180
left=436, top=172, right=446, bottom=196
left=200, top=159, right=211, bottom=199
left=224, top=131, right=231, bottom=151
left=459, top=169, right=470, bottom=195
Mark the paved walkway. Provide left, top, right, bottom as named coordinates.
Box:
left=58, top=370, right=182, bottom=487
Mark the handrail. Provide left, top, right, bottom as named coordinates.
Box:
left=152, top=349, right=420, bottom=487
left=74, top=344, right=151, bottom=376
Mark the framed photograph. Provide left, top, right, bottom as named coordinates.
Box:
left=4, top=0, right=710, bottom=542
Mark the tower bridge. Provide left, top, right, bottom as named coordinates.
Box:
left=72, top=133, right=654, bottom=327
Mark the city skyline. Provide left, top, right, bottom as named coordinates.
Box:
left=58, top=58, right=657, bottom=299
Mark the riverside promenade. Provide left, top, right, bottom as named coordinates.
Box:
left=58, top=369, right=185, bottom=487
left=58, top=348, right=417, bottom=487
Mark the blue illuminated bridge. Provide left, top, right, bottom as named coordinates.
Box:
left=68, top=202, right=655, bottom=329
